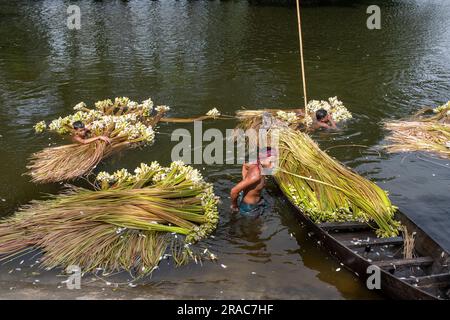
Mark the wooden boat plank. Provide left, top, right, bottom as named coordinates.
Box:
left=331, top=229, right=377, bottom=242
left=342, top=236, right=404, bottom=248
left=403, top=273, right=450, bottom=286
left=318, top=221, right=371, bottom=232
left=375, top=256, right=434, bottom=269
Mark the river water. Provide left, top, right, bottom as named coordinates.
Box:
left=0, top=0, right=449, bottom=299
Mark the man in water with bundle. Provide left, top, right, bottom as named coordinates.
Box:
left=230, top=147, right=277, bottom=216
left=294, top=108, right=337, bottom=130
left=312, top=108, right=337, bottom=130
left=71, top=121, right=111, bottom=144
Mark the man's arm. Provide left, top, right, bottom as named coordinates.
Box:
left=230, top=170, right=260, bottom=212
left=73, top=135, right=111, bottom=145
left=328, top=115, right=337, bottom=129
left=241, top=163, right=249, bottom=179
left=316, top=122, right=332, bottom=129
left=316, top=120, right=337, bottom=130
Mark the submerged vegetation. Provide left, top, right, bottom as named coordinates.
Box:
left=0, top=161, right=219, bottom=278
left=28, top=97, right=167, bottom=183
left=384, top=101, right=450, bottom=158
left=274, top=128, right=400, bottom=238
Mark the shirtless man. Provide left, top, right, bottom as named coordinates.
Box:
left=230, top=148, right=276, bottom=216
left=312, top=108, right=337, bottom=130
left=71, top=121, right=111, bottom=144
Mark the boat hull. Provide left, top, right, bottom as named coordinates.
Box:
left=280, top=188, right=449, bottom=300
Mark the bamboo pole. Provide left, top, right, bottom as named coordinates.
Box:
left=295, top=0, right=308, bottom=118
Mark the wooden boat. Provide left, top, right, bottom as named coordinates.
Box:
left=277, top=183, right=450, bottom=300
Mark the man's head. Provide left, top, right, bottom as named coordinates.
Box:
left=316, top=109, right=329, bottom=122
left=73, top=121, right=87, bottom=136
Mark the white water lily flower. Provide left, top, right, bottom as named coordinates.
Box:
left=90, top=120, right=106, bottom=132
left=134, top=163, right=152, bottom=177
left=73, top=102, right=87, bottom=111
left=149, top=161, right=162, bottom=172
left=186, top=168, right=203, bottom=185
left=170, top=160, right=186, bottom=171
left=155, top=105, right=170, bottom=113
left=95, top=99, right=113, bottom=110
left=96, top=171, right=116, bottom=183
left=433, top=101, right=450, bottom=113
left=127, top=101, right=138, bottom=109
left=142, top=126, right=155, bottom=143
left=276, top=111, right=298, bottom=124
left=34, top=121, right=47, bottom=133
left=48, top=117, right=71, bottom=134
left=141, top=106, right=151, bottom=117
left=115, top=97, right=130, bottom=107
left=206, top=108, right=221, bottom=117
left=152, top=172, right=167, bottom=182
left=142, top=98, right=154, bottom=109
left=113, top=168, right=134, bottom=184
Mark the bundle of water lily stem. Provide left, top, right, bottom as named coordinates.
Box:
left=29, top=97, right=169, bottom=183
left=0, top=161, right=219, bottom=277
left=384, top=101, right=450, bottom=158
left=235, top=96, right=353, bottom=132
left=274, top=128, right=400, bottom=238
left=235, top=97, right=399, bottom=238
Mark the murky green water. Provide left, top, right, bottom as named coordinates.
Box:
left=0, top=0, right=449, bottom=299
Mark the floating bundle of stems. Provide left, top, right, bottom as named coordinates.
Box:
left=235, top=97, right=352, bottom=132
left=0, top=161, right=219, bottom=277
left=160, top=107, right=234, bottom=123
left=29, top=97, right=168, bottom=183
left=274, top=128, right=400, bottom=238
left=384, top=101, right=450, bottom=158
left=235, top=108, right=303, bottom=133
left=412, top=101, right=450, bottom=123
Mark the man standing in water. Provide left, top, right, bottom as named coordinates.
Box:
left=230, top=147, right=276, bottom=216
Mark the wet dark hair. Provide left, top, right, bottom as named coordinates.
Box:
left=316, top=109, right=328, bottom=121
left=72, top=121, right=85, bottom=129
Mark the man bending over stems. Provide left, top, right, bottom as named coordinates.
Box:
left=71, top=121, right=111, bottom=145
left=230, top=147, right=277, bottom=217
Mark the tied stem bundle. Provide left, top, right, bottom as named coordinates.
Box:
left=235, top=97, right=352, bottom=132
left=274, top=128, right=400, bottom=238
left=0, top=161, right=219, bottom=277
left=384, top=101, right=450, bottom=159
left=29, top=97, right=168, bottom=183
